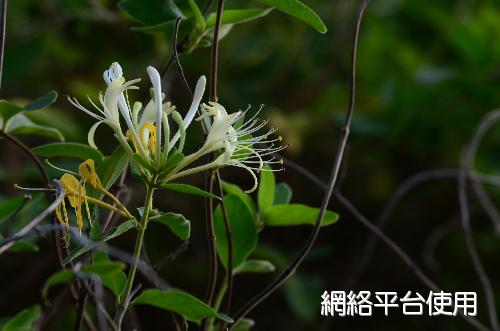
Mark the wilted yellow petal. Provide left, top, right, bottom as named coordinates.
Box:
left=79, top=159, right=102, bottom=189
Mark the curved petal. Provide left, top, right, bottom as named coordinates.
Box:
left=88, top=121, right=104, bottom=150
left=147, top=66, right=163, bottom=158
left=169, top=76, right=206, bottom=150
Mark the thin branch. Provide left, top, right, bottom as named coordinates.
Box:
left=209, top=0, right=225, bottom=102
left=336, top=192, right=489, bottom=331
left=75, top=282, right=89, bottom=331
left=459, top=109, right=500, bottom=331
left=1, top=131, right=50, bottom=185
left=154, top=240, right=189, bottom=270
left=230, top=1, right=371, bottom=327
left=0, top=179, right=64, bottom=255
left=202, top=2, right=225, bottom=330
left=345, top=167, right=500, bottom=288
left=282, top=155, right=490, bottom=331
left=102, top=166, right=129, bottom=231
left=0, top=0, right=7, bottom=92
left=173, top=17, right=192, bottom=98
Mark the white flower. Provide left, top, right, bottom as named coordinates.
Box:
left=168, top=102, right=286, bottom=192
left=68, top=62, right=206, bottom=167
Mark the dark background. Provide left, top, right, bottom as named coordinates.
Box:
left=0, top=0, right=499, bottom=330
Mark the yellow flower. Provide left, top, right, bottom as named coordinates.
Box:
left=55, top=159, right=133, bottom=231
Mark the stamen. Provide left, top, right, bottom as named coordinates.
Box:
left=44, top=159, right=79, bottom=176
left=13, top=184, right=57, bottom=192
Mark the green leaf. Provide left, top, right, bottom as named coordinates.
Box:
left=150, top=212, right=190, bottom=241
left=42, top=269, right=75, bottom=299
left=233, top=259, right=276, bottom=275
left=206, top=8, right=273, bottom=28
left=221, top=181, right=256, bottom=219
left=159, top=150, right=184, bottom=176
left=0, top=100, right=22, bottom=130
left=4, top=113, right=64, bottom=141
left=101, top=271, right=127, bottom=298
left=97, top=145, right=129, bottom=191
left=9, top=241, right=39, bottom=252
left=82, top=261, right=125, bottom=275
left=131, top=18, right=195, bottom=34
left=284, top=274, right=322, bottom=321
left=132, top=289, right=233, bottom=322
left=274, top=182, right=292, bottom=205
left=63, top=219, right=137, bottom=265
left=160, top=183, right=220, bottom=200
left=1, top=305, right=41, bottom=331
left=33, top=143, right=104, bottom=164
left=262, top=204, right=338, bottom=226
left=255, top=0, right=327, bottom=33
left=258, top=166, right=275, bottom=213
left=188, top=0, right=205, bottom=30
left=23, top=90, right=58, bottom=111
left=0, top=196, right=24, bottom=223
left=232, top=318, right=255, bottom=331
left=93, top=252, right=127, bottom=298
left=43, top=261, right=125, bottom=299
left=214, top=194, right=257, bottom=268
left=118, top=0, right=182, bottom=26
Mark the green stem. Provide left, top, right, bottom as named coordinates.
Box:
left=207, top=277, right=228, bottom=331
left=114, top=182, right=155, bottom=330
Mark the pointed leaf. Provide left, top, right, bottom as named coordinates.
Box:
left=221, top=181, right=256, bottom=219
left=93, top=252, right=127, bottom=297
left=214, top=194, right=257, bottom=268
left=132, top=289, right=233, bottom=322
left=0, top=100, right=22, bottom=130
left=0, top=196, right=24, bottom=223
left=9, top=241, right=39, bottom=253
left=118, top=0, right=182, bottom=26
left=23, top=90, right=58, bottom=111
left=101, top=271, right=127, bottom=298
left=206, top=8, right=273, bottom=27
left=262, top=204, right=338, bottom=226
left=33, top=143, right=104, bottom=164
left=188, top=0, right=205, bottom=30
left=150, top=212, right=190, bottom=240
left=160, top=183, right=220, bottom=200
left=63, top=219, right=137, bottom=265
left=256, top=0, right=327, bottom=33
left=4, top=113, right=64, bottom=141
left=258, top=166, right=275, bottom=213
left=274, top=182, right=292, bottom=205
left=1, top=305, right=40, bottom=331
left=98, top=145, right=129, bottom=191
left=232, top=318, right=255, bottom=331
left=233, top=259, right=276, bottom=275
left=82, top=261, right=126, bottom=275
left=42, top=270, right=75, bottom=299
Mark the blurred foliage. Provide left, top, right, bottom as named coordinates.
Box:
left=0, top=0, right=499, bottom=330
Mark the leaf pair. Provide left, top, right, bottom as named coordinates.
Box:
left=0, top=91, right=62, bottom=141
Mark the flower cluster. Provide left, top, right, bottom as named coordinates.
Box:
left=68, top=62, right=285, bottom=191
left=54, top=159, right=132, bottom=230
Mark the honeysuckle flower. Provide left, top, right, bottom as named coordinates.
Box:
left=68, top=62, right=206, bottom=174
left=53, top=159, right=133, bottom=231
left=167, top=102, right=286, bottom=192
left=68, top=62, right=284, bottom=188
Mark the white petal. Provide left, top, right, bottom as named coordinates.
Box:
left=169, top=76, right=206, bottom=149
left=88, top=121, right=104, bottom=150
left=139, top=99, right=156, bottom=127
left=147, top=66, right=163, bottom=157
